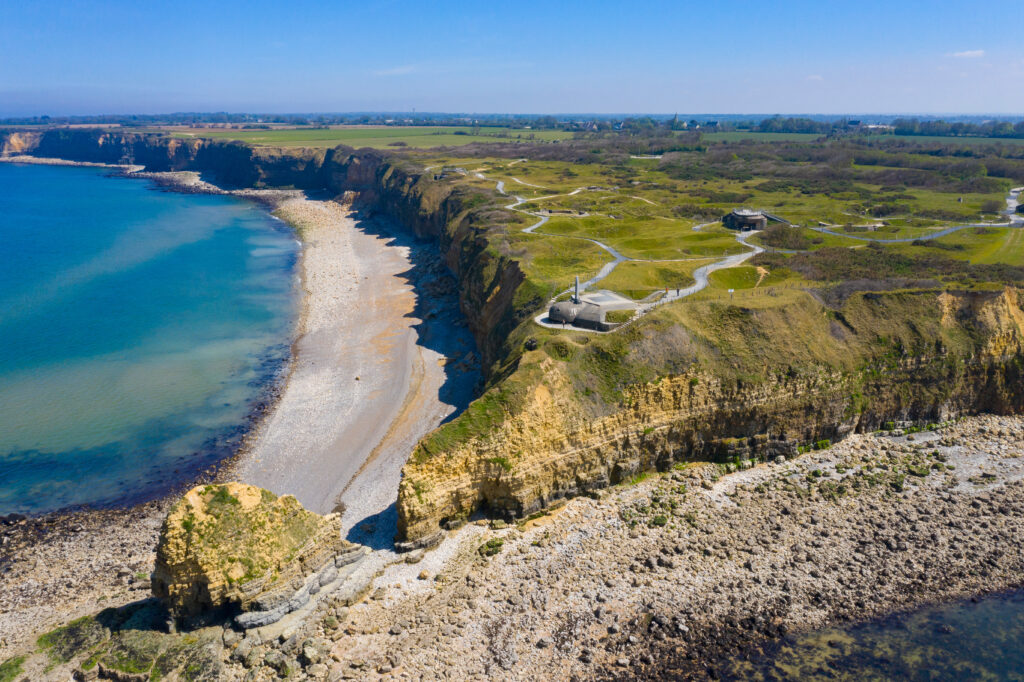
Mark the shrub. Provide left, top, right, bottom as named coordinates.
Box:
left=479, top=538, right=504, bottom=557
left=605, top=309, right=635, bottom=325
left=487, top=457, right=512, bottom=472
left=757, top=224, right=814, bottom=250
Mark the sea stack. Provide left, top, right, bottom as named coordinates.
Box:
left=152, top=483, right=368, bottom=628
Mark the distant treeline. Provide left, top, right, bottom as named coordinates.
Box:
left=5, top=112, right=1024, bottom=141
left=754, top=116, right=1024, bottom=139
left=0, top=112, right=720, bottom=132
left=0, top=112, right=572, bottom=129
left=891, top=118, right=1024, bottom=139
left=755, top=117, right=834, bottom=134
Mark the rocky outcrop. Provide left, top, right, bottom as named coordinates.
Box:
left=0, top=130, right=42, bottom=155
left=152, top=483, right=368, bottom=628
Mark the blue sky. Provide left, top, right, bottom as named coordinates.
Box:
left=1, top=0, right=1020, bottom=116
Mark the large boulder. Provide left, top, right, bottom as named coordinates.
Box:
left=152, top=483, right=366, bottom=627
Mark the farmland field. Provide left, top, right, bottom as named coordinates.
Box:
left=169, top=126, right=573, bottom=149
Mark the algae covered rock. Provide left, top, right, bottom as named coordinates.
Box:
left=152, top=483, right=366, bottom=627
left=32, top=601, right=225, bottom=681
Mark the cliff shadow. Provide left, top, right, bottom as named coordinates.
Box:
left=347, top=208, right=481, bottom=424
left=335, top=208, right=482, bottom=547
left=344, top=501, right=398, bottom=551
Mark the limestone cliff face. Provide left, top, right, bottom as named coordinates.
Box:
left=0, top=131, right=42, bottom=155
left=152, top=483, right=366, bottom=627
left=396, top=288, right=1024, bottom=542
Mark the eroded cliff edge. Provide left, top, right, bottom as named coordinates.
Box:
left=6, top=129, right=1024, bottom=548
left=399, top=288, right=1024, bottom=541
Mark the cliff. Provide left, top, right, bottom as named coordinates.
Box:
left=396, top=287, right=1024, bottom=542
left=8, top=129, right=1024, bottom=547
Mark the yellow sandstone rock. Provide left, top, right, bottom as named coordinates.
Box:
left=152, top=483, right=363, bottom=627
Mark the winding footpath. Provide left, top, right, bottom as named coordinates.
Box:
left=487, top=176, right=761, bottom=331
left=812, top=186, right=1024, bottom=242
left=484, top=171, right=1022, bottom=333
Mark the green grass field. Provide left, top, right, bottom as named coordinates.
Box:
left=598, top=259, right=715, bottom=298
left=708, top=264, right=797, bottom=290
left=172, top=126, right=573, bottom=149
left=504, top=232, right=610, bottom=290
left=540, top=216, right=745, bottom=260
left=413, top=146, right=1016, bottom=304
left=884, top=226, right=1024, bottom=266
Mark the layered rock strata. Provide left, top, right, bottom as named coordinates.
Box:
left=152, top=483, right=368, bottom=628
left=397, top=288, right=1024, bottom=542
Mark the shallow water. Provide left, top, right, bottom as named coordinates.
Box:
left=725, top=590, right=1024, bottom=681
left=0, top=163, right=298, bottom=514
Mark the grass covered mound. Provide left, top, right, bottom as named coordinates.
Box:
left=152, top=483, right=339, bottom=618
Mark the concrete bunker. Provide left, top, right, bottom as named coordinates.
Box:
left=548, top=277, right=638, bottom=331
left=722, top=208, right=768, bottom=231
left=722, top=208, right=791, bottom=231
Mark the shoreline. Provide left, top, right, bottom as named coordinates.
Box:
left=5, top=154, right=1024, bottom=678
left=0, top=157, right=480, bottom=654
left=0, top=159, right=298, bottom=520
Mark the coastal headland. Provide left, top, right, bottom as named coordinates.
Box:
left=3, top=128, right=1024, bottom=679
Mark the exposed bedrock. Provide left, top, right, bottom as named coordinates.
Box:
left=151, top=483, right=368, bottom=629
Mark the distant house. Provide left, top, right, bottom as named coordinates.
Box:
left=722, top=209, right=768, bottom=231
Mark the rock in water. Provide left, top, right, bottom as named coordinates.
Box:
left=152, top=483, right=367, bottom=628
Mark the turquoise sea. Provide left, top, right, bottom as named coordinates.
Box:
left=0, top=163, right=298, bottom=515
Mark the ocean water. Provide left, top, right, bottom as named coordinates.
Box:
left=0, top=163, right=298, bottom=514
left=725, top=590, right=1024, bottom=680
